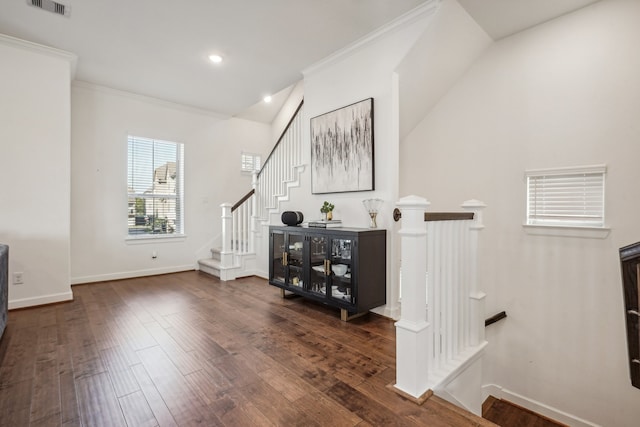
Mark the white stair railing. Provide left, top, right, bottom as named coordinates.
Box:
left=394, top=195, right=486, bottom=402
left=218, top=101, right=304, bottom=275
left=255, top=101, right=304, bottom=220
left=232, top=194, right=253, bottom=254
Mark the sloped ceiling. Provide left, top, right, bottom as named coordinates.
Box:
left=458, top=0, right=601, bottom=40
left=397, top=0, right=493, bottom=140
left=397, top=0, right=602, bottom=138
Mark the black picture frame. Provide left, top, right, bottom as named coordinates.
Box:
left=310, top=98, right=374, bottom=194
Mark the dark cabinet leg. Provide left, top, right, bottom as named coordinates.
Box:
left=341, top=309, right=367, bottom=322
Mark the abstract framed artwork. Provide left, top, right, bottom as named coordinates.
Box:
left=310, top=98, right=374, bottom=194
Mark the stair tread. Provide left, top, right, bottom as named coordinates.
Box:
left=198, top=258, right=221, bottom=268
left=199, top=257, right=251, bottom=269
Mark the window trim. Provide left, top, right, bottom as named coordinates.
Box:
left=125, top=234, right=187, bottom=243
left=523, top=164, right=609, bottom=238
left=522, top=223, right=610, bottom=238
left=127, top=135, right=185, bottom=239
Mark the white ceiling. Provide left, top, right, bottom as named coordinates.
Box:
left=0, top=0, right=600, bottom=122
left=457, top=0, right=600, bottom=40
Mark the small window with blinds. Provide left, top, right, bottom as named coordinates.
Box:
left=127, top=136, right=184, bottom=237
left=526, top=165, right=606, bottom=228
left=241, top=152, right=261, bottom=173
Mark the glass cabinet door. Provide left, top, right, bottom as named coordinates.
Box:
left=286, top=233, right=305, bottom=289
left=329, top=237, right=354, bottom=305
left=271, top=231, right=305, bottom=289
left=271, top=232, right=286, bottom=284
left=309, top=236, right=328, bottom=297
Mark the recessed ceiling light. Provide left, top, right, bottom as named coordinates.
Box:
left=209, top=54, right=223, bottom=64
left=264, top=95, right=272, bottom=103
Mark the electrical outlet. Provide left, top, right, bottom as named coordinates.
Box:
left=13, top=272, right=24, bottom=285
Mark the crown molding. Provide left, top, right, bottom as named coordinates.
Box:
left=71, top=80, right=230, bottom=119
left=0, top=33, right=77, bottom=79
left=303, top=0, right=442, bottom=77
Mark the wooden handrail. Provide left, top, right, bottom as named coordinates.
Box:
left=257, top=99, right=304, bottom=178
left=425, top=212, right=474, bottom=222
left=232, top=189, right=255, bottom=212
left=485, top=311, right=507, bottom=327
left=393, top=209, right=474, bottom=222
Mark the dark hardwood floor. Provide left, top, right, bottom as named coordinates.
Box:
left=0, top=271, right=497, bottom=427
left=482, top=397, right=568, bottom=427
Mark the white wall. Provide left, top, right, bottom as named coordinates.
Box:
left=0, top=36, right=75, bottom=308
left=71, top=83, right=271, bottom=283
left=400, top=0, right=640, bottom=425
left=271, top=80, right=304, bottom=144
left=287, top=3, right=437, bottom=224
left=260, top=4, right=439, bottom=317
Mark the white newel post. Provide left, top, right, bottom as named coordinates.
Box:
left=220, top=203, right=234, bottom=270
left=461, top=199, right=486, bottom=346
left=394, top=195, right=431, bottom=400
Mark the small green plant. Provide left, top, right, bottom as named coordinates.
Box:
left=320, top=201, right=334, bottom=213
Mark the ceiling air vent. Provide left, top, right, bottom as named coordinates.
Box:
left=27, top=0, right=71, bottom=17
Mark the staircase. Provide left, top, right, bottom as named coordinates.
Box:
left=198, top=100, right=305, bottom=280
left=197, top=248, right=223, bottom=278
left=393, top=195, right=488, bottom=415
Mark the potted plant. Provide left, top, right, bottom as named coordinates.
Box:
left=320, top=201, right=334, bottom=221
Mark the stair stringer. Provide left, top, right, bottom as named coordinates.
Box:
left=249, top=163, right=306, bottom=280
left=255, top=163, right=306, bottom=230
left=430, top=341, right=487, bottom=416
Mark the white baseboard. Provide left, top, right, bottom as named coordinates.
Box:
left=254, top=269, right=268, bottom=280
left=482, top=384, right=600, bottom=427
left=9, top=291, right=73, bottom=310
left=70, top=264, right=196, bottom=285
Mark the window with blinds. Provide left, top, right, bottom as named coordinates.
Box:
left=526, top=165, right=606, bottom=228
left=241, top=152, right=261, bottom=173
left=127, top=136, right=184, bottom=237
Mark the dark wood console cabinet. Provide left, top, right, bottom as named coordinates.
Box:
left=269, top=226, right=386, bottom=321
left=620, top=242, right=640, bottom=389
left=0, top=244, right=7, bottom=340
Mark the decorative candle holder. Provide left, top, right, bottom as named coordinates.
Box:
left=362, top=198, right=383, bottom=228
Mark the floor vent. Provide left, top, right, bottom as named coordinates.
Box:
left=27, top=0, right=70, bottom=17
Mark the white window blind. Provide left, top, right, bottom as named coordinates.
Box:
left=526, top=165, right=606, bottom=228
left=127, top=136, right=184, bottom=236
left=241, top=152, right=261, bottom=173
